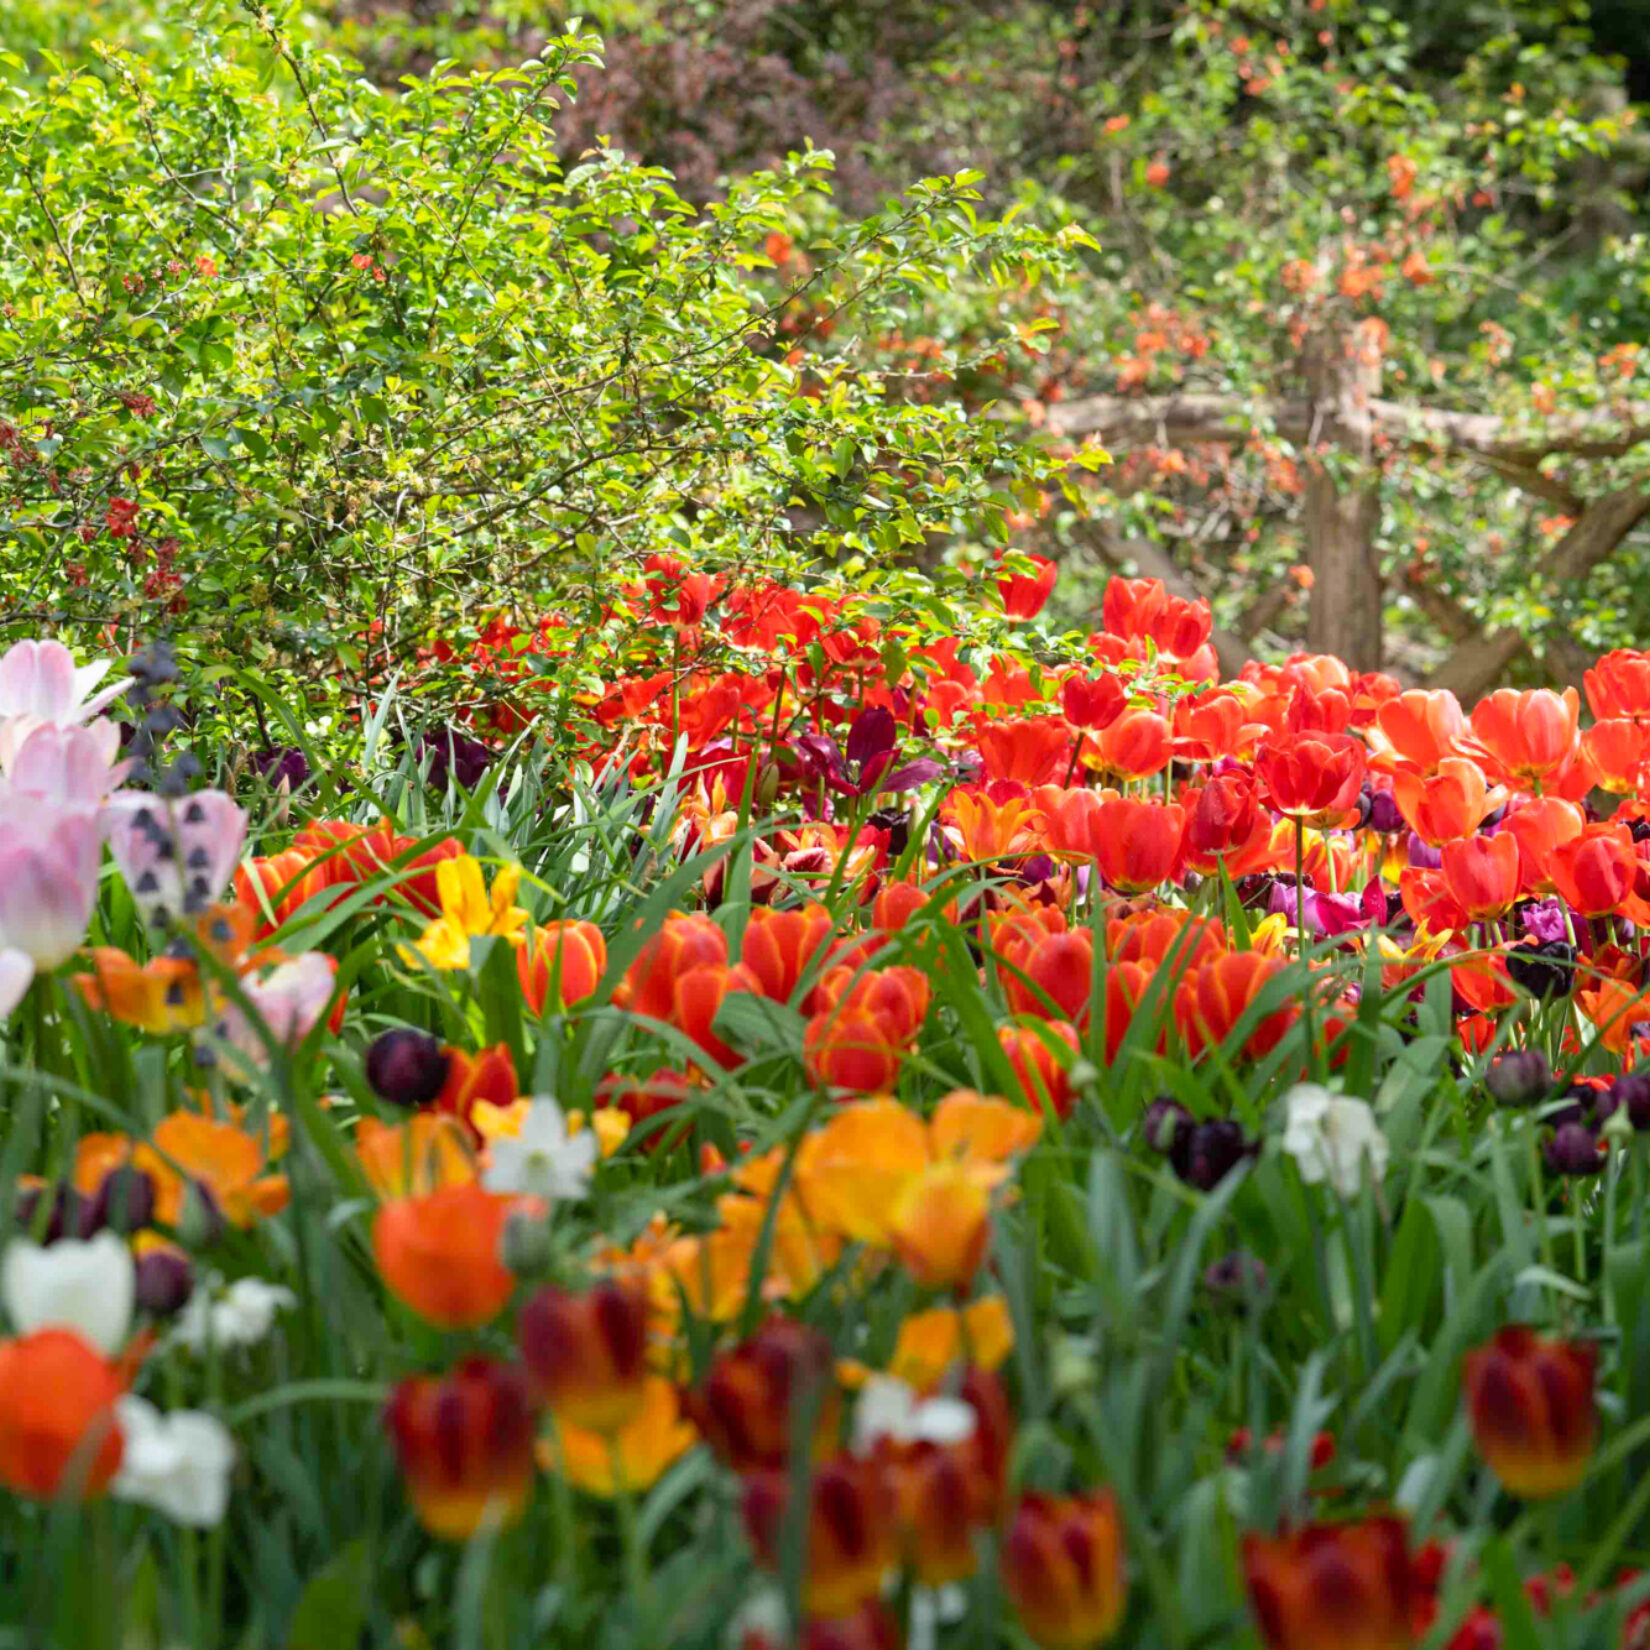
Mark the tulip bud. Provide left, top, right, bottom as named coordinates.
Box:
left=1367, top=787, right=1404, bottom=835
left=1169, top=1120, right=1259, bottom=1192
left=1545, top=1121, right=1605, bottom=1177
left=366, top=1028, right=450, bottom=1109
left=385, top=1358, right=539, bottom=1539
left=14, top=1181, right=85, bottom=1244
left=756, top=762, right=782, bottom=813
left=1000, top=1490, right=1128, bottom=1648
left=134, top=1244, right=195, bottom=1317
left=1484, top=1048, right=1552, bottom=1108
left=1204, top=1250, right=1269, bottom=1308
left=1462, top=1325, right=1597, bottom=1498
left=500, top=1209, right=553, bottom=1279
left=1604, top=1072, right=1650, bottom=1131
left=82, top=1166, right=156, bottom=1237
left=687, top=1318, right=838, bottom=1473
left=1141, top=1097, right=1192, bottom=1154
left=517, top=1281, right=650, bottom=1433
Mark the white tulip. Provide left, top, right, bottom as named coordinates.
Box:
left=851, top=1374, right=976, bottom=1457
left=1, top=1232, right=134, bottom=1354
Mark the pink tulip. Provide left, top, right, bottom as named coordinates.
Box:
left=0, top=801, right=102, bottom=968
left=0, top=640, right=130, bottom=727
left=0, top=722, right=129, bottom=805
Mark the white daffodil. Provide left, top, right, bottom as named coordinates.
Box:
left=1, top=1231, right=134, bottom=1354
left=481, top=1097, right=597, bottom=1203
left=172, top=1275, right=296, bottom=1353
left=851, top=1374, right=977, bottom=1457
left=112, top=1396, right=236, bottom=1526
left=1281, top=1083, right=1389, bottom=1199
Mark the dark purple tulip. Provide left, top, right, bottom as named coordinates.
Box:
left=1367, top=788, right=1404, bottom=835
left=1170, top=1120, right=1259, bottom=1192
left=14, top=1182, right=85, bottom=1244
left=1545, top=1121, right=1605, bottom=1177
left=1599, top=1072, right=1650, bottom=1132
left=365, top=1028, right=450, bottom=1109
left=135, top=1246, right=196, bottom=1317
left=419, top=728, right=493, bottom=793
left=1506, top=940, right=1574, bottom=1000
left=83, top=1166, right=157, bottom=1237
left=1407, top=833, right=1442, bottom=871
left=1484, top=1048, right=1553, bottom=1108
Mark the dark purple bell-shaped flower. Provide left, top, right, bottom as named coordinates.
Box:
left=82, top=1166, right=157, bottom=1237
left=1545, top=1121, right=1605, bottom=1177
left=1484, top=1048, right=1553, bottom=1108
left=135, top=1246, right=196, bottom=1317
left=1142, top=1097, right=1193, bottom=1154
left=1170, top=1120, right=1260, bottom=1192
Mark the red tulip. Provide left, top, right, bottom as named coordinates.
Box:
left=1463, top=1325, right=1597, bottom=1498
left=1256, top=731, right=1366, bottom=826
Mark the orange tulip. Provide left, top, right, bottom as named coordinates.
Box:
left=1585, top=648, right=1650, bottom=723
left=517, top=1281, right=651, bottom=1433
left=975, top=716, right=1072, bottom=787
left=373, top=1184, right=517, bottom=1328
left=741, top=904, right=835, bottom=1003
left=997, top=1018, right=1081, bottom=1119
left=888, top=1160, right=995, bottom=1290
left=1501, top=795, right=1586, bottom=892
left=1582, top=718, right=1650, bottom=794
left=1000, top=1490, right=1128, bottom=1648
left=137, top=1110, right=290, bottom=1228
left=1469, top=687, right=1580, bottom=783
left=1440, top=831, right=1522, bottom=918
left=1546, top=823, right=1638, bottom=916
left=1101, top=575, right=1212, bottom=660
left=742, top=1455, right=898, bottom=1618
left=671, top=961, right=762, bottom=1070
left=1578, top=977, right=1650, bottom=1053
left=1390, top=757, right=1497, bottom=845
left=614, top=912, right=729, bottom=1021
left=943, top=786, right=1047, bottom=862
left=1177, top=950, right=1296, bottom=1061
left=1172, top=690, right=1252, bottom=762
left=1462, top=1325, right=1596, bottom=1498
left=1034, top=783, right=1104, bottom=861
left=0, top=1330, right=125, bottom=1501
left=1106, top=909, right=1225, bottom=971
left=1000, top=927, right=1094, bottom=1025
left=1398, top=868, right=1469, bottom=937
left=516, top=920, right=606, bottom=1014
left=1093, top=707, right=1172, bottom=782
left=998, top=552, right=1058, bottom=619
left=1093, top=796, right=1185, bottom=893
left=804, top=966, right=932, bottom=1093
left=1243, top=1517, right=1417, bottom=1650
left=235, top=848, right=324, bottom=939
left=1256, top=731, right=1366, bottom=826
left=1373, top=688, right=1465, bottom=773
left=385, top=1358, right=538, bottom=1539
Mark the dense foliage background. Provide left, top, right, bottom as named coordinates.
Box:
left=6, top=0, right=1650, bottom=756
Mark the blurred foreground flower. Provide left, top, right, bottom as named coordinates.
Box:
left=1462, top=1325, right=1597, bottom=1498
left=1243, top=1516, right=1416, bottom=1650
left=1280, top=1084, right=1388, bottom=1198
left=999, top=1489, right=1128, bottom=1647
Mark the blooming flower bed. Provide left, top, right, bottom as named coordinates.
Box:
left=3, top=572, right=1650, bottom=1648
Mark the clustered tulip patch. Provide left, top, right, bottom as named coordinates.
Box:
left=3, top=574, right=1650, bottom=1648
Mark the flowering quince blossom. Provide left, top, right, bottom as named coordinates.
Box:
left=480, top=1097, right=597, bottom=1202
left=172, top=1275, right=296, bottom=1353
left=1280, top=1083, right=1390, bottom=1198
left=1, top=1232, right=135, bottom=1354
left=112, top=1396, right=237, bottom=1527
left=850, top=1374, right=977, bottom=1456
